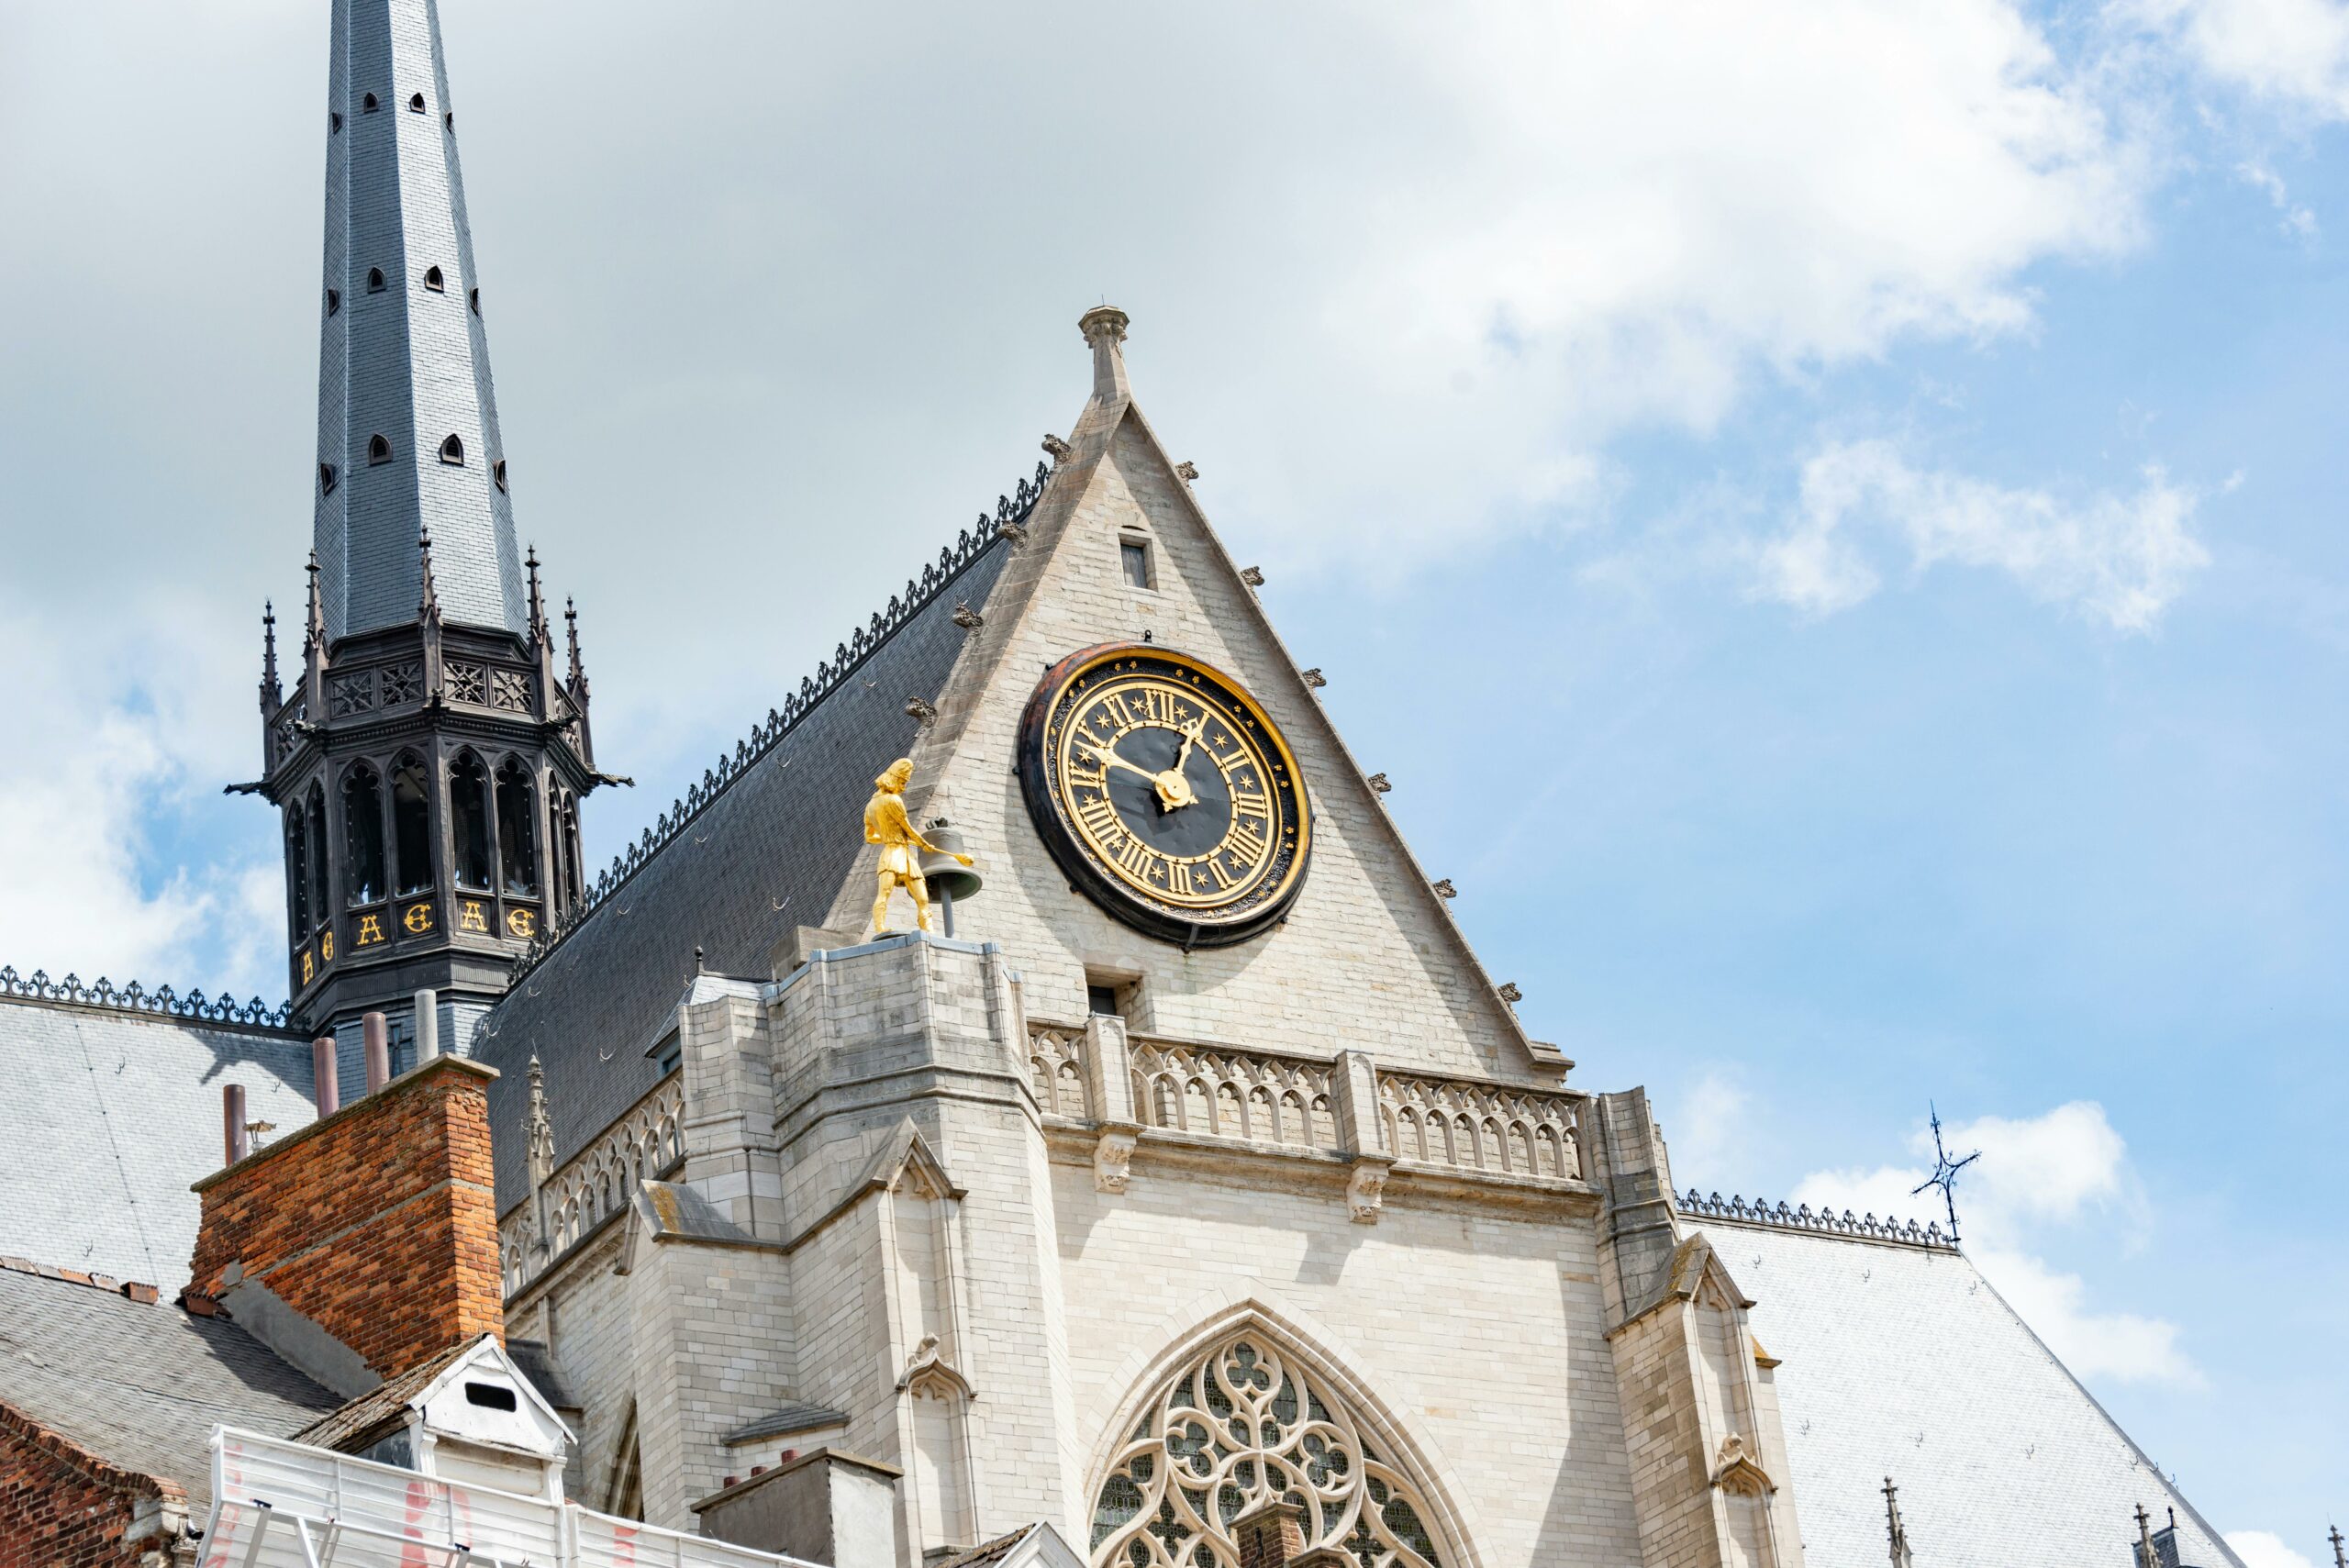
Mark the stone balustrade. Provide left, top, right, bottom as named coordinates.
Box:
left=1024, top=1020, right=1588, bottom=1206
left=502, top=1075, right=685, bottom=1296
left=1377, top=1072, right=1583, bottom=1181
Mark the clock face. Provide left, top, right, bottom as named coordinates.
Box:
left=1019, top=644, right=1310, bottom=947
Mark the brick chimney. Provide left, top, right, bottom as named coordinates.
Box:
left=189, top=1055, right=503, bottom=1394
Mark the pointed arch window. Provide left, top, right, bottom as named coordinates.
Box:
left=342, top=762, right=386, bottom=906
left=408, top=92, right=427, bottom=113
left=443, top=110, right=455, bottom=130
left=330, top=111, right=343, bottom=132
left=366, top=267, right=385, bottom=293
left=362, top=93, right=379, bottom=113
left=495, top=757, right=540, bottom=896
left=368, top=434, right=393, bottom=464
left=423, top=264, right=445, bottom=292
left=451, top=751, right=494, bottom=890
left=493, top=459, right=508, bottom=493
left=1091, top=1331, right=1449, bottom=1568
left=327, top=287, right=340, bottom=316
left=286, top=810, right=313, bottom=939
left=439, top=434, right=465, bottom=465
left=392, top=753, right=434, bottom=896
left=319, top=462, right=339, bottom=495
left=304, top=786, right=330, bottom=936
left=560, top=793, right=583, bottom=911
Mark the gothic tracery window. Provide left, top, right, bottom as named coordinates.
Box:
left=1091, top=1334, right=1446, bottom=1568
left=495, top=756, right=540, bottom=896
left=392, top=752, right=434, bottom=895
left=451, top=751, right=493, bottom=889
left=342, top=762, right=386, bottom=906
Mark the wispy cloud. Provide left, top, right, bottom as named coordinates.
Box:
left=2132, top=0, right=2349, bottom=120
left=1791, top=1101, right=2198, bottom=1386
left=2226, top=1531, right=2321, bottom=1568
left=1748, top=440, right=2211, bottom=630
left=2235, top=161, right=2321, bottom=236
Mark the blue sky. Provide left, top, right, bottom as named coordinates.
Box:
left=1, top=0, right=2343, bottom=1554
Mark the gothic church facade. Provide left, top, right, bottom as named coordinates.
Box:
left=0, top=5, right=2245, bottom=1567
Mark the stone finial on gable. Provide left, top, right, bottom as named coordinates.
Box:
left=1080, top=305, right=1132, bottom=406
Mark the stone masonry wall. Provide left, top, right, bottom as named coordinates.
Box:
left=0, top=1401, right=187, bottom=1568
left=190, top=1056, right=503, bottom=1380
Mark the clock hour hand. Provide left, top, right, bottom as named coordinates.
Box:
left=1080, top=745, right=1164, bottom=785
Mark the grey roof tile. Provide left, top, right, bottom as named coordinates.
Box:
left=0, top=1265, right=340, bottom=1512
left=0, top=997, right=316, bottom=1291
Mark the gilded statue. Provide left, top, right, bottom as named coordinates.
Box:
left=865, top=757, right=972, bottom=933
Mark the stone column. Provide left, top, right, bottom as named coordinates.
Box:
left=1083, top=1013, right=1141, bottom=1193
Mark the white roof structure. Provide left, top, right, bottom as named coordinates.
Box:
left=202, top=1426, right=820, bottom=1568
left=1689, top=1211, right=2242, bottom=1568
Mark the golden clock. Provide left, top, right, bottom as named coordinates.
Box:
left=1019, top=643, right=1310, bottom=947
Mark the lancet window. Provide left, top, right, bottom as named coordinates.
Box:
left=1090, top=1333, right=1447, bottom=1568
left=392, top=753, right=434, bottom=895
left=285, top=812, right=312, bottom=938
left=342, top=762, right=386, bottom=906
left=304, top=786, right=329, bottom=934
left=495, top=756, right=539, bottom=896
left=451, top=751, right=493, bottom=889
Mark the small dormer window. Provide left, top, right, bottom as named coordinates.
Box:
left=462, top=1381, right=518, bottom=1412
left=493, top=459, right=508, bottom=493
left=367, top=266, right=385, bottom=292
left=320, top=462, right=339, bottom=495
left=468, top=287, right=480, bottom=316
left=369, top=434, right=393, bottom=464
left=1120, top=537, right=1153, bottom=590
left=362, top=93, right=379, bottom=113
left=408, top=92, right=427, bottom=113
left=423, top=264, right=445, bottom=292
left=444, top=110, right=454, bottom=129
left=327, top=288, right=340, bottom=316
left=440, top=435, right=465, bottom=465
left=330, top=111, right=342, bottom=132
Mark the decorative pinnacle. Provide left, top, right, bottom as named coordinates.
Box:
left=1910, top=1103, right=1982, bottom=1245
left=417, top=528, right=440, bottom=619
left=525, top=544, right=548, bottom=642
left=525, top=1051, right=554, bottom=1181
left=2328, top=1524, right=2343, bottom=1568
left=261, top=601, right=280, bottom=695
left=1883, top=1477, right=1912, bottom=1568
left=1078, top=304, right=1131, bottom=405
left=564, top=595, right=587, bottom=695
left=303, top=552, right=327, bottom=649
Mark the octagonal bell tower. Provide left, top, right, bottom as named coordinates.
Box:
left=248, top=0, right=609, bottom=1048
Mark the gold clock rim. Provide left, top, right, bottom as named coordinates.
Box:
left=1041, top=644, right=1311, bottom=922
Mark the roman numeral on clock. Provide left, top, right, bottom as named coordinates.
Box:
left=1231, top=790, right=1271, bottom=818
left=1116, top=836, right=1156, bottom=879
left=1077, top=795, right=1121, bottom=842
left=1228, top=820, right=1268, bottom=861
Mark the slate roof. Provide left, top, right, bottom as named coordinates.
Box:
left=1689, top=1215, right=2244, bottom=1568
left=0, top=995, right=316, bottom=1290
left=473, top=532, right=1014, bottom=1214
left=0, top=1262, right=340, bottom=1513
left=291, top=1337, right=477, bottom=1452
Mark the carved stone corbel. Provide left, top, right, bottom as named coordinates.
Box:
left=1346, top=1157, right=1391, bottom=1224
left=1094, top=1127, right=1140, bottom=1194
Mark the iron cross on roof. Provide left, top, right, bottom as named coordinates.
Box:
left=1909, top=1103, right=1981, bottom=1245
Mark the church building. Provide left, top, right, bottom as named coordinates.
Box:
left=0, top=5, right=2246, bottom=1567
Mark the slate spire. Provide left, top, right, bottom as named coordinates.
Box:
left=311, top=0, right=524, bottom=643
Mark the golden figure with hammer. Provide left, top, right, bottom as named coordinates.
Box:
left=865, top=758, right=972, bottom=933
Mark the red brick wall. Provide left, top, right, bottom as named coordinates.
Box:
left=0, top=1402, right=186, bottom=1568
left=190, top=1055, right=503, bottom=1382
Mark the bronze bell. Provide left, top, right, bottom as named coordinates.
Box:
left=918, top=825, right=982, bottom=937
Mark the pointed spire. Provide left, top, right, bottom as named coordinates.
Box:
left=1079, top=304, right=1131, bottom=406
left=525, top=544, right=549, bottom=644
left=417, top=528, right=440, bottom=621
left=2328, top=1524, right=2343, bottom=1568
left=260, top=600, right=281, bottom=704
left=311, top=0, right=525, bottom=643
left=1882, top=1478, right=1913, bottom=1568
left=304, top=551, right=327, bottom=651
left=2134, top=1505, right=2156, bottom=1568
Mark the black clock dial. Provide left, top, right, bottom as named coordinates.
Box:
left=1019, top=644, right=1310, bottom=947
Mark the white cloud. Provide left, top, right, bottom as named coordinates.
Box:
left=1664, top=1071, right=1754, bottom=1185
left=2227, top=1531, right=2322, bottom=1568
left=1750, top=440, right=2210, bottom=629
left=0, top=592, right=274, bottom=999
left=2134, top=0, right=2349, bottom=119
left=1792, top=1102, right=2196, bottom=1385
